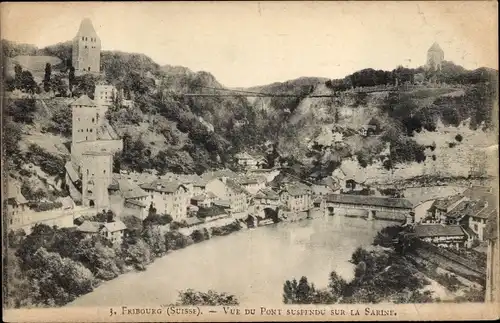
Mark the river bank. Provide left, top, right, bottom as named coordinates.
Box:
left=68, top=216, right=398, bottom=306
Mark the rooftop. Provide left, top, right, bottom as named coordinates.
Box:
left=226, top=179, right=248, bottom=195
left=76, top=18, right=98, bottom=37
left=70, top=95, right=97, bottom=107
left=140, top=180, right=186, bottom=194
left=432, top=194, right=465, bottom=211
left=326, top=194, right=413, bottom=209
left=414, top=224, right=465, bottom=238
left=77, top=221, right=102, bottom=233
left=125, top=199, right=147, bottom=208
left=428, top=42, right=444, bottom=53
left=109, top=176, right=148, bottom=199
left=445, top=200, right=487, bottom=220
left=255, top=188, right=280, bottom=200
left=102, top=220, right=127, bottom=233
left=281, top=182, right=311, bottom=197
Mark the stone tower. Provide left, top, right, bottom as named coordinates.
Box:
left=426, top=42, right=444, bottom=71
left=70, top=95, right=103, bottom=153
left=72, top=18, right=101, bottom=73
left=81, top=151, right=113, bottom=210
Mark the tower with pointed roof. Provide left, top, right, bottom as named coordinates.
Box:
left=72, top=18, right=101, bottom=73
left=426, top=42, right=444, bottom=71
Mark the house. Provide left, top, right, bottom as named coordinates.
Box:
left=77, top=220, right=126, bottom=244
left=94, top=84, right=118, bottom=108
left=77, top=221, right=102, bottom=238
left=332, top=161, right=369, bottom=192
left=311, top=177, right=341, bottom=196
left=101, top=220, right=127, bottom=244
left=140, top=180, right=190, bottom=221
left=192, top=176, right=227, bottom=198
left=463, top=187, right=498, bottom=241
left=109, top=174, right=150, bottom=220
left=225, top=179, right=249, bottom=214
left=253, top=188, right=280, bottom=216
left=359, top=125, right=377, bottom=137
left=235, top=152, right=266, bottom=170
left=279, top=182, right=312, bottom=212
left=247, top=168, right=281, bottom=183
left=236, top=175, right=267, bottom=195
left=414, top=224, right=467, bottom=249
left=190, top=191, right=218, bottom=208
left=426, top=194, right=467, bottom=223
left=6, top=180, right=30, bottom=226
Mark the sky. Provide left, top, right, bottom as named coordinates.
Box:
left=2, top=1, right=498, bottom=88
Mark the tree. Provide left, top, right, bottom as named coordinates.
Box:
left=141, top=226, right=166, bottom=256
left=177, top=289, right=239, bottom=306
left=72, top=236, right=122, bottom=280
left=328, top=271, right=347, bottom=300
left=25, top=247, right=95, bottom=306
left=19, top=70, right=37, bottom=94
left=122, top=238, right=152, bottom=270
left=50, top=107, right=72, bottom=136
left=68, top=66, right=75, bottom=93
left=3, top=120, right=22, bottom=158
left=50, top=73, right=69, bottom=96
left=14, top=64, right=23, bottom=89
left=43, top=63, right=52, bottom=92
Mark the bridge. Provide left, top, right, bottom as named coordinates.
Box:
left=325, top=194, right=414, bottom=221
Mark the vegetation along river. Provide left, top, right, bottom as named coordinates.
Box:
left=68, top=216, right=397, bottom=306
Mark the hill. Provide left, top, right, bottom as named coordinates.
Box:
left=3, top=38, right=498, bottom=188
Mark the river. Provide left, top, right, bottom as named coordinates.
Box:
left=68, top=216, right=397, bottom=307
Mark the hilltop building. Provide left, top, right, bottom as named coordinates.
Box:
left=72, top=18, right=101, bottom=74
left=94, top=84, right=119, bottom=109
left=6, top=179, right=30, bottom=226
left=426, top=42, right=444, bottom=71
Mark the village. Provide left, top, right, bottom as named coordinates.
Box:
left=4, top=18, right=498, bottom=305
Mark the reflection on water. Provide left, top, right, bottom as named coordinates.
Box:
left=68, top=216, right=396, bottom=306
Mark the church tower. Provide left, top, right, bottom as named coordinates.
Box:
left=72, top=18, right=101, bottom=73
left=426, top=42, right=444, bottom=71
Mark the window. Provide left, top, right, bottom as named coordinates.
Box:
left=90, top=129, right=92, bottom=133
left=85, top=37, right=88, bottom=41
left=474, top=224, right=478, bottom=231
left=92, top=118, right=95, bottom=123
left=103, top=170, right=106, bottom=174
left=82, top=37, right=84, bottom=41
left=85, top=45, right=87, bottom=49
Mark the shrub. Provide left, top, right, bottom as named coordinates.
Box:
left=455, top=134, right=463, bottom=142
left=177, top=289, right=239, bottom=306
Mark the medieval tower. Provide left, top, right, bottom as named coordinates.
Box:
left=426, top=42, right=444, bottom=71
left=72, top=18, right=101, bottom=73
